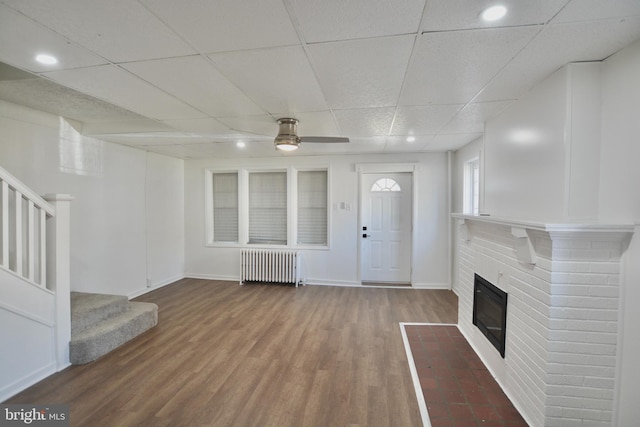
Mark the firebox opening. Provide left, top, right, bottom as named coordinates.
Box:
left=472, top=274, right=508, bottom=358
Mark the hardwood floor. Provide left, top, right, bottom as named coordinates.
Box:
left=6, top=279, right=458, bottom=427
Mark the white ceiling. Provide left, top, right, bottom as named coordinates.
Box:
left=0, top=0, right=639, bottom=159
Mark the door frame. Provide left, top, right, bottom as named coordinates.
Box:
left=356, top=163, right=417, bottom=285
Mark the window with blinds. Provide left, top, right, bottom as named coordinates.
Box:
left=248, top=171, right=287, bottom=245
left=297, top=170, right=328, bottom=245
left=211, top=172, right=239, bottom=242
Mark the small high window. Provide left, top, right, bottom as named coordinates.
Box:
left=463, top=157, right=480, bottom=215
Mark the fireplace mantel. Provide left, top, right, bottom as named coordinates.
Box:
left=453, top=213, right=634, bottom=265
left=452, top=213, right=635, bottom=234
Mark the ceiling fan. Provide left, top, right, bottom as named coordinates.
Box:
left=274, top=118, right=349, bottom=151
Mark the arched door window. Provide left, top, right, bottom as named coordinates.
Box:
left=370, top=178, right=401, bottom=192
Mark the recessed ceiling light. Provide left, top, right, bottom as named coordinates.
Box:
left=35, top=54, right=58, bottom=65
left=236, top=141, right=246, bottom=148
left=481, top=5, right=507, bottom=22
left=406, top=136, right=416, bottom=143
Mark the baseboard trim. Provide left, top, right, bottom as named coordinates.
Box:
left=128, top=274, right=186, bottom=299
left=302, top=280, right=453, bottom=289
left=0, top=362, right=57, bottom=402
left=411, top=282, right=451, bottom=290
left=305, top=279, right=363, bottom=287
left=184, top=273, right=239, bottom=282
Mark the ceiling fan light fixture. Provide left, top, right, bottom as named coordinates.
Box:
left=275, top=137, right=299, bottom=151
left=273, top=117, right=348, bottom=150
left=275, top=118, right=300, bottom=151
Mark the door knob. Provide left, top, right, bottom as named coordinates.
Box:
left=362, top=233, right=370, bottom=238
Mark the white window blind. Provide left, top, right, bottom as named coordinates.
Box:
left=248, top=172, right=287, bottom=245
left=212, top=173, right=238, bottom=242
left=297, top=170, right=328, bottom=245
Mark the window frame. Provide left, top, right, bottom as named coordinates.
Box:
left=463, top=156, right=481, bottom=215
left=204, top=166, right=331, bottom=249
left=205, top=169, right=241, bottom=247
left=246, top=168, right=289, bottom=247
left=294, top=167, right=331, bottom=249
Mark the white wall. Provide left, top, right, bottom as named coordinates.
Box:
left=598, top=39, right=640, bottom=427
left=483, top=63, right=602, bottom=221
left=0, top=100, right=185, bottom=298
left=143, top=153, right=185, bottom=295
left=184, top=152, right=450, bottom=288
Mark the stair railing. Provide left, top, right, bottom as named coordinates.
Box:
left=0, top=165, right=73, bottom=369
left=1, top=166, right=54, bottom=287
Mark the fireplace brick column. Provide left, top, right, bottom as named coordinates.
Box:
left=453, top=215, right=633, bottom=427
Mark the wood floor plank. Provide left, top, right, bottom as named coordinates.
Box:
left=5, top=279, right=457, bottom=426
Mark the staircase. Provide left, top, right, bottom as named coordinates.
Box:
left=70, top=292, right=158, bottom=364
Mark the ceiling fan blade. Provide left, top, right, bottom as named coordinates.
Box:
left=299, top=136, right=350, bottom=143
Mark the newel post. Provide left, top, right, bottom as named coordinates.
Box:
left=43, top=194, right=74, bottom=370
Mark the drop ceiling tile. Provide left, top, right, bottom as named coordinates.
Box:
left=442, top=101, right=513, bottom=133
left=216, top=115, right=279, bottom=137
left=384, top=135, right=435, bottom=152
left=122, top=56, right=264, bottom=117
left=421, top=0, right=569, bottom=32
left=181, top=143, right=240, bottom=159
left=477, top=17, right=640, bottom=102
left=176, top=140, right=275, bottom=159
left=2, top=0, right=195, bottom=62
left=308, top=35, right=414, bottom=109
left=391, top=105, right=462, bottom=135
left=284, top=111, right=340, bottom=136
left=399, top=26, right=540, bottom=105
left=42, top=65, right=205, bottom=120
left=146, top=141, right=268, bottom=160
left=333, top=107, right=396, bottom=137
left=97, top=132, right=208, bottom=147
left=552, top=0, right=640, bottom=24
left=0, top=77, right=153, bottom=124
left=160, top=117, right=232, bottom=135
left=292, top=0, right=426, bottom=43
left=425, top=133, right=483, bottom=151
left=144, top=145, right=189, bottom=159
left=209, top=46, right=328, bottom=114
left=0, top=5, right=107, bottom=72
left=80, top=120, right=173, bottom=136
left=345, top=137, right=388, bottom=153
left=297, top=136, right=386, bottom=155
left=141, top=0, right=299, bottom=53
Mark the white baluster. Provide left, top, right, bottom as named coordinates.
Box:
left=15, top=190, right=23, bottom=276
left=1, top=181, right=8, bottom=269
left=40, top=208, right=47, bottom=288
left=28, top=200, right=35, bottom=282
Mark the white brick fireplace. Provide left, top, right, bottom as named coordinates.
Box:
left=453, top=214, right=634, bottom=427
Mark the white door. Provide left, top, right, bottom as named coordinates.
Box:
left=360, top=173, right=412, bottom=283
